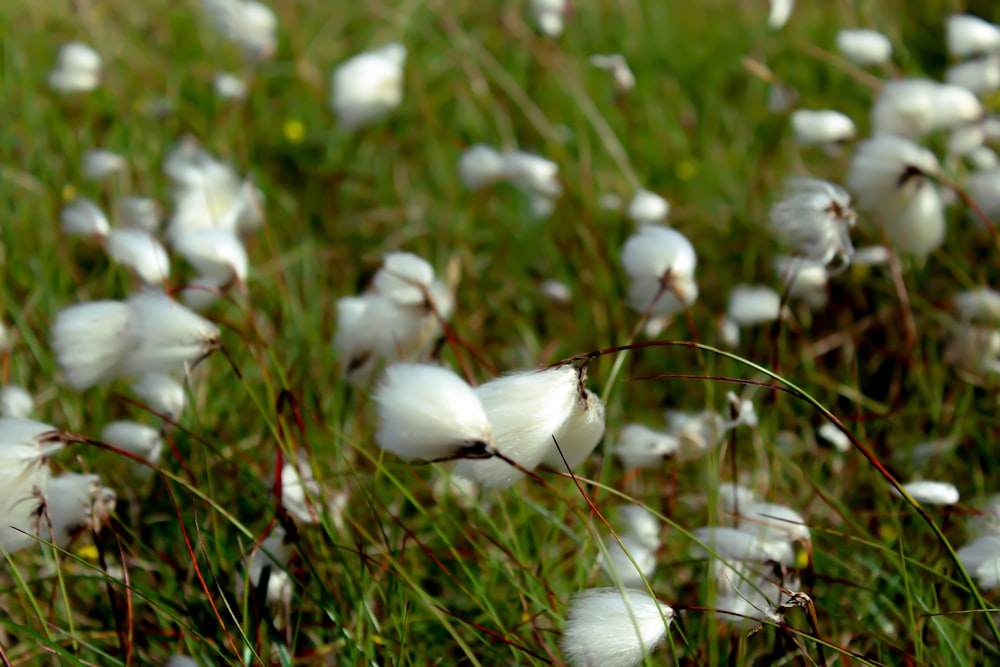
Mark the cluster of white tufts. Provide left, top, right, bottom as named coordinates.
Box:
left=49, top=42, right=102, bottom=94
left=458, top=145, right=563, bottom=217
left=203, top=0, right=278, bottom=61
left=560, top=587, right=674, bottom=667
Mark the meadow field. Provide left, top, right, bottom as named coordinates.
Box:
left=4, top=0, right=1000, bottom=664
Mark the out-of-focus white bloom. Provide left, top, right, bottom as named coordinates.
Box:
left=613, top=423, right=679, bottom=470
left=617, top=506, right=662, bottom=549
left=622, top=225, right=698, bottom=317
left=969, top=167, right=1000, bottom=220
left=214, top=72, right=248, bottom=100
left=0, top=418, right=64, bottom=553
left=768, top=0, right=794, bottom=30
left=529, top=193, right=557, bottom=219
left=725, top=285, right=782, bottom=327
left=374, top=253, right=436, bottom=305
left=714, top=562, right=796, bottom=627
left=852, top=245, right=892, bottom=266
left=374, top=364, right=494, bottom=461
left=970, top=146, right=1000, bottom=170
left=947, top=14, right=1000, bottom=59
left=561, top=588, right=674, bottom=667
left=954, top=288, right=1000, bottom=323
left=454, top=366, right=579, bottom=488
left=132, top=373, right=186, bottom=421
left=540, top=279, right=572, bottom=304
left=665, top=409, right=725, bottom=457
left=51, top=291, right=221, bottom=390
left=43, top=473, right=115, bottom=547
left=775, top=257, right=828, bottom=309
left=531, top=0, right=567, bottom=37
left=836, top=29, right=893, bottom=66
left=501, top=151, right=561, bottom=197
left=896, top=480, right=959, bottom=505
left=600, top=535, right=656, bottom=587
left=117, top=197, right=162, bottom=233
left=949, top=124, right=986, bottom=157
left=958, top=534, right=1000, bottom=587
left=106, top=228, right=171, bottom=284
left=589, top=53, right=636, bottom=94
left=0, top=385, right=33, bottom=419
left=203, top=0, right=278, bottom=61
left=791, top=110, right=856, bottom=146
left=180, top=276, right=226, bottom=311
left=737, top=501, right=810, bottom=544
left=719, top=317, right=741, bottom=348
left=330, top=43, right=406, bottom=131
left=872, top=79, right=982, bottom=139
left=985, top=115, right=1000, bottom=140
left=101, top=420, right=163, bottom=466
left=769, top=179, right=855, bottom=265
left=49, top=42, right=101, bottom=94
left=691, top=526, right=793, bottom=564
left=626, top=190, right=670, bottom=225
left=725, top=391, right=758, bottom=429
left=543, top=388, right=606, bottom=470
left=718, top=483, right=755, bottom=513
left=171, top=228, right=248, bottom=283
left=817, top=422, right=851, bottom=452
left=947, top=325, right=1000, bottom=380
left=458, top=145, right=506, bottom=190
left=236, top=528, right=293, bottom=611
left=280, top=458, right=320, bottom=524
left=61, top=197, right=110, bottom=238
left=82, top=149, right=127, bottom=181
left=947, top=56, right=1000, bottom=95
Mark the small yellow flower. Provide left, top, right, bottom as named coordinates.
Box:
left=795, top=548, right=809, bottom=569
left=62, top=183, right=77, bottom=201
left=878, top=523, right=898, bottom=542
left=76, top=544, right=99, bottom=562
left=371, top=634, right=384, bottom=646
left=675, top=158, right=699, bottom=181
left=283, top=119, right=305, bottom=144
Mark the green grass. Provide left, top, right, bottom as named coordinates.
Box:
left=3, top=0, right=1000, bottom=664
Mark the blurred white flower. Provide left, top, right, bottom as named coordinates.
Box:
left=374, top=363, right=495, bottom=461
left=599, top=534, right=656, bottom=587
left=896, top=480, right=959, bottom=505
left=500, top=151, right=562, bottom=197
left=691, top=526, right=793, bottom=565
left=171, top=228, right=248, bottom=284
left=767, top=83, right=798, bottom=113
left=737, top=501, right=810, bottom=544
left=969, top=167, right=1000, bottom=220
left=725, top=285, right=781, bottom=331
left=279, top=457, right=321, bottom=524
left=43, top=473, right=116, bottom=547
left=626, top=189, right=670, bottom=225
left=458, top=145, right=506, bottom=190
left=970, top=146, right=1000, bottom=170
left=106, top=228, right=171, bottom=285
left=947, top=324, right=1000, bottom=380
left=203, top=0, right=278, bottom=61
left=872, top=79, right=982, bottom=139
left=0, top=385, right=32, bottom=419
left=543, top=387, right=606, bottom=470
left=49, top=42, right=101, bottom=94
left=235, top=528, right=293, bottom=612
left=851, top=245, right=892, bottom=266
left=117, top=196, right=162, bottom=233
left=948, top=124, right=986, bottom=157
left=947, top=14, right=1000, bottom=59
left=132, top=373, right=186, bottom=421
left=331, top=43, right=406, bottom=131
left=539, top=279, right=572, bottom=304
left=622, top=225, right=698, bottom=317
left=101, top=421, right=163, bottom=478
left=947, top=56, right=1000, bottom=95
left=61, top=197, right=110, bottom=238
left=561, top=588, right=674, bottom=667
left=613, top=423, right=679, bottom=470
left=953, top=288, right=1000, bottom=323
left=836, top=29, right=892, bottom=66
left=768, top=0, right=794, bottom=30
left=214, top=72, right=248, bottom=100
left=769, top=179, right=855, bottom=265
left=589, top=53, right=636, bottom=94
left=617, top=506, right=662, bottom=549
left=817, top=422, right=851, bottom=452
left=665, top=409, right=725, bottom=457
left=790, top=110, right=856, bottom=146
left=82, top=149, right=127, bottom=181
left=718, top=483, right=756, bottom=513
left=531, top=0, right=568, bottom=37
left=774, top=256, right=828, bottom=309
left=0, top=418, right=65, bottom=554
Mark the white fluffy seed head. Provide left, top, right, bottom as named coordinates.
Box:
left=454, top=365, right=579, bottom=488
left=280, top=458, right=321, bottom=524
left=131, top=373, right=186, bottom=421
left=969, top=167, right=1000, bottom=221
left=543, top=388, right=606, bottom=470
left=769, top=178, right=855, bottom=265
left=622, top=225, right=698, bottom=316
left=561, top=588, right=674, bottom=667
left=947, top=14, right=1000, bottom=59
left=626, top=190, right=670, bottom=225
left=122, top=291, right=221, bottom=376
left=836, top=29, right=892, bottom=66
left=616, top=505, right=662, bottom=549
left=373, top=253, right=435, bottom=306
left=101, top=420, right=163, bottom=464
left=848, top=135, right=941, bottom=212
left=691, top=526, right=792, bottom=564
left=106, top=228, right=171, bottom=284
left=613, top=423, right=679, bottom=471
left=791, top=110, right=856, bottom=145
left=737, top=501, right=810, bottom=544
left=726, top=285, right=782, bottom=327
left=43, top=473, right=116, bottom=546
left=953, top=288, right=1000, bottom=323
left=171, top=228, right=248, bottom=283
left=82, top=149, right=126, bottom=181
left=49, top=42, right=101, bottom=94
left=204, top=0, right=278, bottom=61
left=235, top=528, right=293, bottom=609
left=51, top=301, right=132, bottom=389
left=600, top=535, right=657, bottom=587
left=0, top=385, right=33, bottom=419
left=330, top=43, right=406, bottom=131
left=500, top=151, right=562, bottom=197
left=117, top=196, right=163, bottom=233
left=897, top=480, right=960, bottom=505
left=589, top=53, right=636, bottom=93
left=817, top=422, right=851, bottom=452
left=374, top=364, right=494, bottom=460
left=947, top=56, right=1000, bottom=95
left=61, top=197, right=110, bottom=238
left=214, top=72, right=249, bottom=100
left=531, top=0, right=567, bottom=36
left=458, top=145, right=506, bottom=190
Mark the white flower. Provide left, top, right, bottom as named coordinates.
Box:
left=0, top=418, right=64, bottom=553
left=714, top=562, right=795, bottom=627
left=0, top=385, right=33, bottom=419
left=589, top=53, right=636, bottom=94
left=454, top=366, right=580, bottom=488
left=204, top=0, right=278, bottom=61
left=330, top=43, right=406, bottom=131
left=954, top=288, right=1000, bottom=322
left=540, top=279, right=572, bottom=304
left=817, top=422, right=850, bottom=452
left=235, top=528, right=293, bottom=610
left=665, top=409, right=725, bottom=457
left=947, top=14, right=1000, bottom=59
left=769, top=179, right=855, bottom=265
left=691, top=526, right=793, bottom=565
left=969, top=167, right=1000, bottom=220
left=49, top=42, right=101, bottom=94
left=82, top=149, right=127, bottom=181
left=171, top=228, right=248, bottom=283
left=51, top=291, right=221, bottom=390
left=718, top=483, right=755, bottom=513
left=768, top=0, right=794, bottom=30
left=180, top=276, right=227, bottom=311
left=131, top=373, right=186, bottom=421
left=500, top=151, right=562, bottom=197
left=458, top=145, right=506, bottom=190
left=791, top=110, right=856, bottom=146
left=101, top=420, right=163, bottom=466
left=621, top=225, right=698, bottom=316
left=947, top=56, right=1000, bottom=95
left=626, top=190, right=670, bottom=225
left=737, top=501, right=810, bottom=544
left=373, top=253, right=436, bottom=305
left=616, top=506, right=662, bottom=549
left=613, top=423, right=679, bottom=471
left=561, top=588, right=674, bottom=667
left=948, top=124, right=986, bottom=156
left=774, top=257, right=828, bottom=309
left=280, top=458, right=320, bottom=524
left=725, top=285, right=782, bottom=327
left=531, top=0, right=567, bottom=37
left=61, top=197, right=110, bottom=238
left=43, top=473, right=115, bottom=547
left=970, top=146, right=1000, bottom=170
left=851, top=245, right=892, bottom=266
left=214, top=72, right=248, bottom=100
left=374, top=364, right=494, bottom=460
left=543, top=388, right=606, bottom=470
left=896, top=480, right=959, bottom=505
left=106, top=228, right=171, bottom=284
left=117, top=197, right=162, bottom=233
left=836, top=29, right=892, bottom=66
left=946, top=325, right=1000, bottom=379
left=872, top=79, right=981, bottom=139
left=600, top=535, right=657, bottom=587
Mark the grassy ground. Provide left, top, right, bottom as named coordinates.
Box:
left=3, top=0, right=1000, bottom=664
